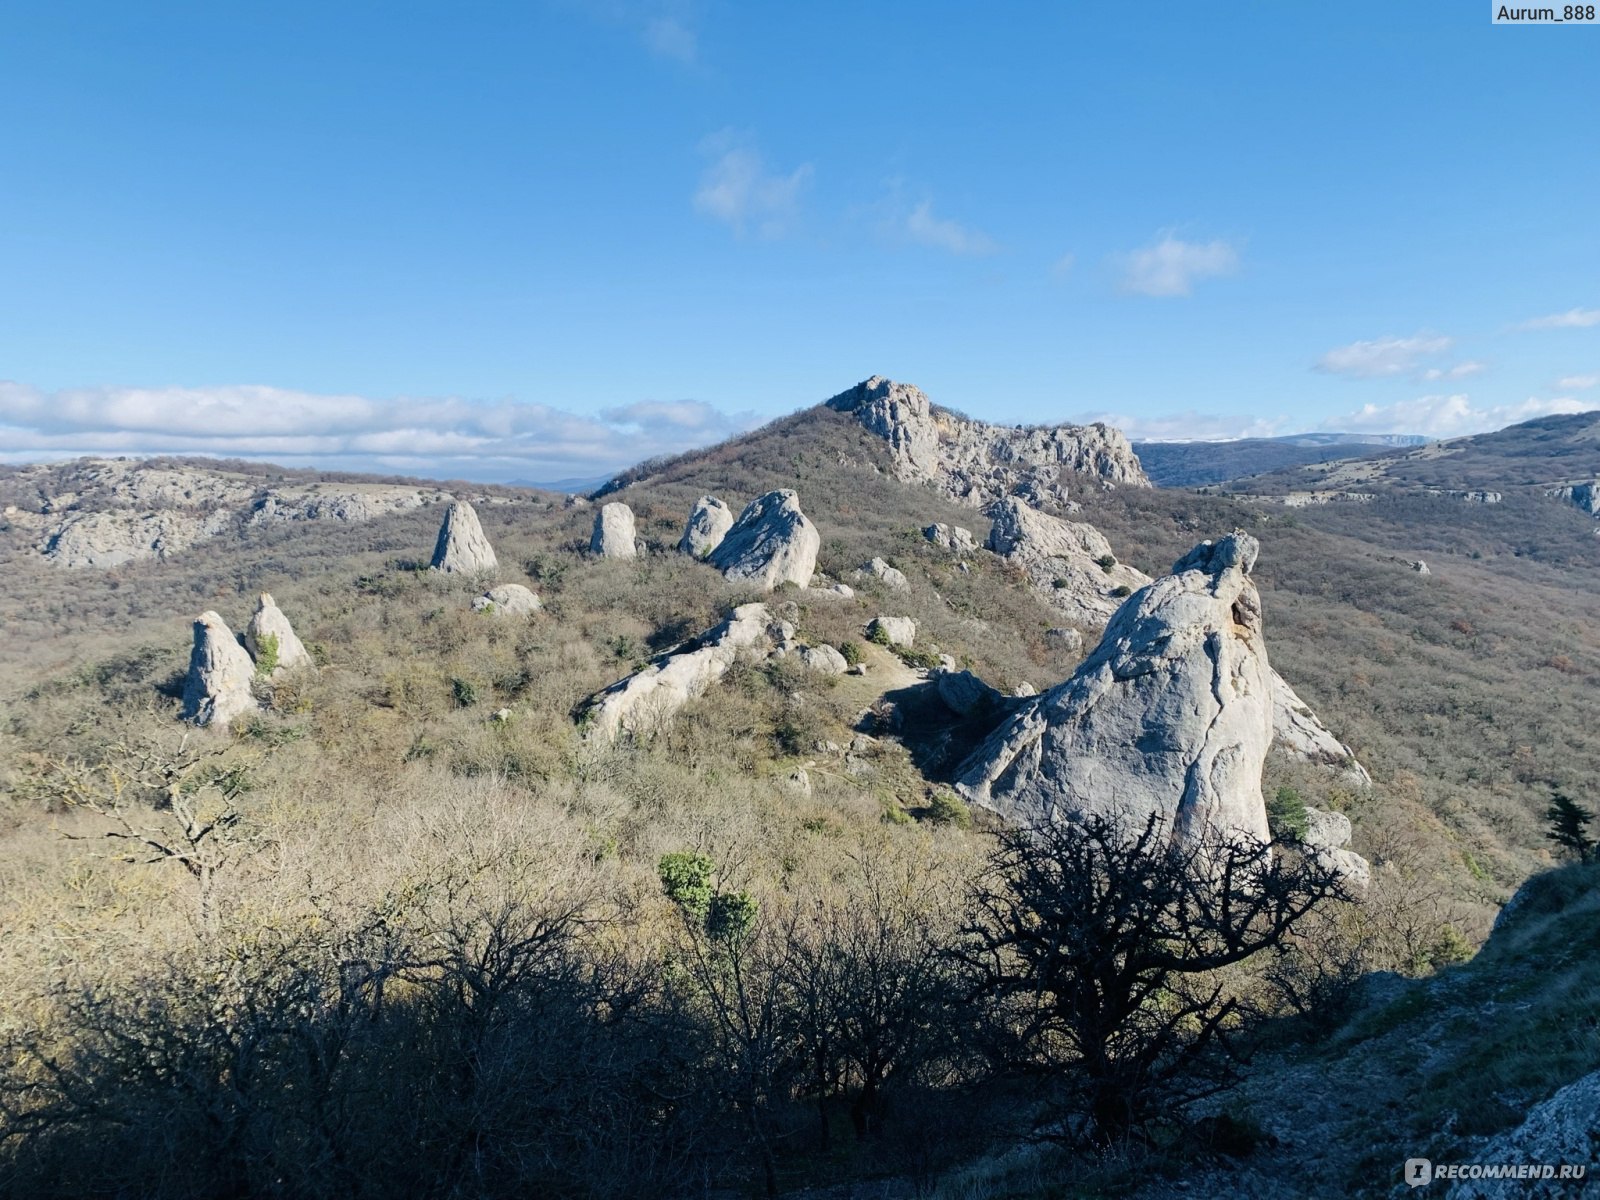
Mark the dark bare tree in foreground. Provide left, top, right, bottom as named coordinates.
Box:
left=962, top=812, right=1348, bottom=1145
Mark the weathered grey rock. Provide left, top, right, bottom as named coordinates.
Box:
left=1302, top=805, right=1370, bottom=888
left=679, top=495, right=734, bottom=558
left=473, top=584, right=542, bottom=616
left=247, top=488, right=430, bottom=525
left=807, top=579, right=855, bottom=600
left=181, top=612, right=257, bottom=728
left=1411, top=559, right=1430, bottom=575
left=1045, top=627, right=1086, bottom=654
left=798, top=644, right=849, bottom=675
left=40, top=509, right=235, bottom=568
left=826, top=376, right=1150, bottom=508
left=1271, top=674, right=1372, bottom=784
left=935, top=668, right=1003, bottom=716
left=1546, top=480, right=1600, bottom=516
left=581, top=603, right=776, bottom=741
left=590, top=502, right=638, bottom=559
left=244, top=593, right=310, bottom=674
left=924, top=522, right=977, bottom=553
left=956, top=533, right=1274, bottom=848
left=861, top=557, right=910, bottom=592
left=782, top=767, right=813, bottom=798
left=867, top=616, right=917, bottom=648
left=986, top=498, right=1152, bottom=625
left=1013, top=682, right=1038, bottom=697
left=431, top=501, right=498, bottom=575
left=1447, top=1070, right=1600, bottom=1198
left=1431, top=489, right=1501, bottom=504
left=708, top=490, right=820, bottom=590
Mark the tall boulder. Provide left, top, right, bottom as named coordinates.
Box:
left=244, top=593, right=310, bottom=674
left=430, top=501, right=498, bottom=575
left=956, top=533, right=1274, bottom=848
left=591, top=502, right=638, bottom=559
left=181, top=612, right=257, bottom=728
left=679, top=496, right=734, bottom=559
left=708, top=490, right=820, bottom=590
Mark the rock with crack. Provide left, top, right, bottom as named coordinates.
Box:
left=181, top=611, right=258, bottom=728
left=473, top=584, right=542, bottom=616
left=1301, top=806, right=1370, bottom=889
left=826, top=375, right=1149, bottom=508
left=986, top=498, right=1152, bottom=625
left=1270, top=674, right=1371, bottom=785
left=956, top=533, right=1274, bottom=848
left=924, top=522, right=976, bottom=553
left=708, top=489, right=820, bottom=590
left=244, top=593, right=310, bottom=674
left=867, top=615, right=916, bottom=647
left=591, top=502, right=639, bottom=559
left=860, top=557, right=910, bottom=592
left=581, top=603, right=777, bottom=741
left=679, top=496, right=734, bottom=559
left=431, top=501, right=498, bottom=575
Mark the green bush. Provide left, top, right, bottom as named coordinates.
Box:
left=893, top=645, right=943, bottom=670
left=1111, top=585, right=1133, bottom=597
left=253, top=632, right=279, bottom=679
left=1268, top=785, right=1310, bottom=843
left=450, top=676, right=479, bottom=708
left=658, top=851, right=715, bottom=920
left=867, top=623, right=892, bottom=647
left=927, top=791, right=972, bottom=830
left=1096, top=553, right=1117, bottom=574
left=706, top=891, right=758, bottom=943
left=838, top=640, right=864, bottom=666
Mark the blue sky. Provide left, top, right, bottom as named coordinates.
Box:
left=2, top=1, right=1597, bottom=480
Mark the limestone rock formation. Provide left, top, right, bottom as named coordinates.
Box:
left=867, top=616, right=916, bottom=648
left=181, top=611, right=258, bottom=728
left=431, top=501, right=498, bottom=575
left=243, top=593, right=310, bottom=674
left=798, top=644, right=849, bottom=675
left=1545, top=480, right=1600, bottom=516
left=590, top=502, right=639, bottom=559
left=935, top=668, right=1003, bottom=716
left=861, top=557, right=910, bottom=592
left=1301, top=806, right=1371, bottom=889
left=1045, top=627, right=1086, bottom=654
left=1447, top=1070, right=1600, bottom=1199
left=924, top=522, right=976, bottom=553
left=473, top=584, right=542, bottom=616
left=582, top=603, right=776, bottom=741
left=708, top=490, right=820, bottom=590
left=40, top=509, right=235, bottom=569
left=826, top=376, right=1150, bottom=509
left=1271, top=674, right=1372, bottom=784
left=986, top=498, right=1152, bottom=624
left=679, top=496, right=734, bottom=559
left=956, top=533, right=1275, bottom=848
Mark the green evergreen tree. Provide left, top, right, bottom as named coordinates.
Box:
left=1545, top=792, right=1597, bottom=863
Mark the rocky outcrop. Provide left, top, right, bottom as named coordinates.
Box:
left=581, top=603, right=778, bottom=741
left=935, top=668, right=1004, bottom=716
left=590, top=502, right=639, bottom=559
left=797, top=644, right=849, bottom=675
left=473, top=584, right=542, bottom=616
left=826, top=376, right=1150, bottom=509
left=1429, top=489, right=1502, bottom=504
left=924, top=522, right=976, bottom=553
left=1271, top=674, right=1371, bottom=784
left=40, top=509, right=236, bottom=568
left=861, top=557, right=910, bottom=592
left=1301, top=806, right=1370, bottom=888
left=1447, top=1070, right=1600, bottom=1199
left=867, top=616, right=917, bottom=648
left=708, top=490, right=820, bottom=590
left=1546, top=480, right=1600, bottom=516
left=181, top=612, right=257, bottom=728
left=680, top=496, right=734, bottom=558
left=243, top=593, right=310, bottom=674
left=956, top=533, right=1274, bottom=848
left=431, top=501, right=498, bottom=575
left=986, top=498, right=1152, bottom=625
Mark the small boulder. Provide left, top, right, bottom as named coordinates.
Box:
left=591, top=502, right=638, bottom=559
left=935, top=668, right=1002, bottom=715
left=782, top=767, right=813, bottom=798
left=473, top=584, right=542, bottom=616
left=708, top=489, right=820, bottom=590
left=680, top=496, right=734, bottom=559
left=924, top=523, right=976, bottom=553
left=244, top=593, right=310, bottom=674
left=431, top=501, right=498, bottom=575
left=798, top=644, right=849, bottom=675
left=1045, top=627, right=1086, bottom=654
left=181, top=611, right=257, bottom=728
left=1411, top=559, right=1430, bottom=575
left=1302, top=806, right=1371, bottom=889
left=867, top=616, right=916, bottom=648
left=861, top=557, right=910, bottom=592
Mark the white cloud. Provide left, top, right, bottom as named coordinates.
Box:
left=1516, top=307, right=1600, bottom=331
left=643, top=14, right=697, bottom=62
left=0, top=381, right=762, bottom=483
left=693, top=134, right=811, bottom=238
left=1116, top=233, right=1238, bottom=297
left=1314, top=333, right=1453, bottom=379
left=903, top=200, right=998, bottom=257
left=1070, top=410, right=1286, bottom=442
left=1421, top=360, right=1485, bottom=382
left=1318, top=393, right=1590, bottom=438
left=1557, top=374, right=1599, bottom=390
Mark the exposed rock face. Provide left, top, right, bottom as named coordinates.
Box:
left=708, top=490, right=820, bottom=590
left=590, top=502, right=638, bottom=559
left=798, top=644, right=849, bottom=675
left=680, top=496, right=734, bottom=558
left=243, top=593, right=310, bottom=674
left=473, top=584, right=542, bottom=616
left=956, top=533, right=1274, bottom=848
left=935, top=668, right=1003, bottom=716
left=1447, top=1070, right=1600, bottom=1199
left=247, top=489, right=430, bottom=525
left=181, top=612, right=257, bottom=728
left=431, top=501, right=498, bottom=575
left=582, top=603, right=776, bottom=741
left=867, top=616, right=917, bottom=648
left=826, top=376, right=1150, bottom=508
left=986, top=498, right=1152, bottom=624
left=1301, top=806, right=1370, bottom=888
left=1430, top=489, right=1501, bottom=504
left=924, top=522, right=976, bottom=553
left=861, top=557, right=910, bottom=592
left=40, top=509, right=236, bottom=569
left=1271, top=674, right=1372, bottom=784
left=1546, top=480, right=1600, bottom=516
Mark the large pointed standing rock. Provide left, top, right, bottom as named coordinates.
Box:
left=244, top=593, right=310, bottom=674
left=430, top=501, right=498, bottom=575
left=181, top=611, right=258, bottom=728
left=680, top=496, right=734, bottom=559
left=708, top=489, right=820, bottom=590
left=591, top=502, right=638, bottom=559
left=956, top=533, right=1274, bottom=849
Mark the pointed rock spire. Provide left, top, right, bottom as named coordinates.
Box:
left=430, top=501, right=498, bottom=575
left=707, top=489, right=820, bottom=590
left=244, top=593, right=310, bottom=674
left=181, top=611, right=257, bottom=728
left=591, top=502, right=638, bottom=559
